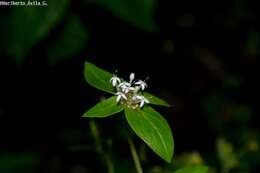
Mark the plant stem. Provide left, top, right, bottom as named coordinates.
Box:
left=104, top=153, right=115, bottom=173
left=89, top=120, right=115, bottom=173
left=128, top=137, right=143, bottom=173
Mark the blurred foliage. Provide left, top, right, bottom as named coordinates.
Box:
left=1, top=0, right=158, bottom=65
left=202, top=93, right=253, bottom=132
left=85, top=0, right=158, bottom=32
left=246, top=31, right=260, bottom=55
left=0, top=153, right=40, bottom=173
left=6, top=0, right=69, bottom=64
left=217, top=138, right=239, bottom=173
left=174, top=166, right=208, bottom=173
left=223, top=75, right=242, bottom=89
left=47, top=15, right=89, bottom=65
left=173, top=152, right=204, bottom=167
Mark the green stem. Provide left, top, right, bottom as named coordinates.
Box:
left=128, top=137, right=143, bottom=173
left=105, top=153, right=115, bottom=173
left=89, top=120, right=115, bottom=173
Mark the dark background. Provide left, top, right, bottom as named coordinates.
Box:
left=0, top=0, right=259, bottom=172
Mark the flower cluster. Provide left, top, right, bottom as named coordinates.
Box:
left=110, top=73, right=149, bottom=109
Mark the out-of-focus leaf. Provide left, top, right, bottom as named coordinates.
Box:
left=0, top=13, right=10, bottom=55
left=232, top=0, right=250, bottom=18
left=84, top=61, right=115, bottom=94
left=173, top=152, right=204, bottom=167
left=202, top=93, right=252, bottom=129
left=233, top=105, right=252, bottom=123
left=125, top=106, right=174, bottom=162
left=114, top=157, right=134, bottom=173
left=0, top=153, right=40, bottom=173
left=246, top=31, right=260, bottom=55
left=143, top=92, right=171, bottom=107
left=223, top=75, right=242, bottom=89
left=48, top=15, right=88, bottom=65
left=149, top=166, right=165, bottom=173
left=83, top=96, right=123, bottom=117
left=8, top=0, right=69, bottom=64
left=217, top=138, right=239, bottom=172
left=202, top=93, right=226, bottom=131
left=174, top=166, right=208, bottom=173
left=85, top=0, right=158, bottom=32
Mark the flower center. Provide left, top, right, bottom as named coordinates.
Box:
left=110, top=72, right=149, bottom=109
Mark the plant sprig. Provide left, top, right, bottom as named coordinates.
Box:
left=83, top=61, right=174, bottom=163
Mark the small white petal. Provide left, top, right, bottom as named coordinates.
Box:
left=132, top=95, right=137, bottom=101
left=121, top=87, right=127, bottom=93
left=135, top=95, right=142, bottom=100
left=124, top=87, right=129, bottom=93
left=125, top=87, right=135, bottom=93
left=110, top=76, right=121, bottom=87
left=119, top=82, right=130, bottom=87
left=140, top=100, right=144, bottom=107
left=122, top=94, right=127, bottom=100
left=112, top=80, right=116, bottom=86
left=116, top=95, right=121, bottom=102
left=115, top=92, right=122, bottom=96
left=135, top=81, right=141, bottom=85
left=115, top=92, right=127, bottom=101
left=130, top=73, right=135, bottom=83
left=135, top=80, right=147, bottom=90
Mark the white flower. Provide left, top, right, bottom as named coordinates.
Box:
left=118, top=81, right=131, bottom=88
left=115, top=92, right=127, bottom=102
left=135, top=80, right=147, bottom=90
left=124, top=87, right=135, bottom=93
left=133, top=86, right=141, bottom=93
left=131, top=95, right=139, bottom=102
left=129, top=73, right=135, bottom=83
left=110, top=75, right=121, bottom=87
left=118, top=82, right=134, bottom=93
left=133, top=95, right=149, bottom=107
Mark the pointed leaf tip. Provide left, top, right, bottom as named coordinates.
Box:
left=83, top=96, right=124, bottom=118
left=84, top=61, right=115, bottom=94
left=143, top=92, right=171, bottom=107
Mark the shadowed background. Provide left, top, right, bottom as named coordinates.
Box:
left=0, top=0, right=259, bottom=172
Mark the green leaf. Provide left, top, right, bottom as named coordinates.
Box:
left=85, top=0, right=158, bottom=32
left=83, top=96, right=123, bottom=117
left=48, top=15, right=89, bottom=65
left=174, top=166, right=208, bottom=173
left=143, top=92, right=171, bottom=107
left=7, top=0, right=69, bottom=64
left=84, top=61, right=115, bottom=94
left=125, top=106, right=174, bottom=162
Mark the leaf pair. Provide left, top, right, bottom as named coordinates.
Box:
left=84, top=62, right=171, bottom=107
left=83, top=62, right=174, bottom=162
